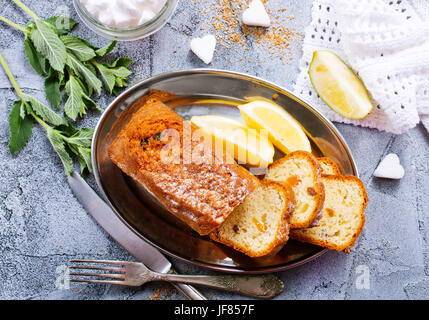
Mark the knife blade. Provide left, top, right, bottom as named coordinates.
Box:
left=67, top=172, right=206, bottom=300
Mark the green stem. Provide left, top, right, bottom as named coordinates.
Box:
left=31, top=111, right=51, bottom=131
left=11, top=0, right=39, bottom=21
left=0, top=15, right=28, bottom=33
left=0, top=51, right=24, bottom=98
left=0, top=51, right=52, bottom=132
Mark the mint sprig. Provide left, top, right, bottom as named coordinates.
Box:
left=0, top=0, right=134, bottom=177
left=1, top=0, right=133, bottom=121
left=0, top=51, right=94, bottom=176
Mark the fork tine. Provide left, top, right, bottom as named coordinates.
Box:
left=69, top=265, right=125, bottom=273
left=69, top=272, right=125, bottom=280
left=70, top=279, right=128, bottom=286
left=70, top=259, right=127, bottom=266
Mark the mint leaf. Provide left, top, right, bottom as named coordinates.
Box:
left=9, top=100, right=34, bottom=156
left=64, top=75, right=85, bottom=120
left=44, top=16, right=78, bottom=36
left=74, top=37, right=97, bottom=50
left=22, top=94, right=65, bottom=126
left=31, top=19, right=67, bottom=72
left=77, top=158, right=89, bottom=178
left=64, top=75, right=100, bottom=120
left=47, top=128, right=73, bottom=175
left=58, top=71, right=66, bottom=86
left=77, top=146, right=93, bottom=173
left=54, top=122, right=78, bottom=136
left=111, top=66, right=132, bottom=79
left=95, top=63, right=116, bottom=93
left=45, top=68, right=62, bottom=109
left=66, top=129, right=94, bottom=176
left=66, top=128, right=94, bottom=148
left=24, top=37, right=47, bottom=76
left=61, top=35, right=96, bottom=61
left=69, top=143, right=91, bottom=177
left=95, top=40, right=117, bottom=57
left=81, top=90, right=101, bottom=111
left=110, top=57, right=133, bottom=68
left=84, top=61, right=97, bottom=75
left=66, top=53, right=102, bottom=94
left=74, top=75, right=90, bottom=96
left=93, top=61, right=132, bottom=95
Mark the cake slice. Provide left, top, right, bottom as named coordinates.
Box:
left=210, top=181, right=295, bottom=257
left=318, top=157, right=341, bottom=175
left=291, top=175, right=368, bottom=252
left=108, top=95, right=259, bottom=236
left=264, top=151, right=325, bottom=229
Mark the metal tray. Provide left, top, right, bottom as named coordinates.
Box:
left=92, top=69, right=358, bottom=273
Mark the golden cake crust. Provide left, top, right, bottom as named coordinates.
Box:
left=318, top=157, right=341, bottom=176
left=291, top=175, right=368, bottom=252
left=108, top=96, right=259, bottom=235
left=265, top=151, right=325, bottom=229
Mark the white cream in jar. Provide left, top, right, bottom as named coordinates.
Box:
left=80, top=0, right=168, bottom=29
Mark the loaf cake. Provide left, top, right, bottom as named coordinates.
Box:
left=210, top=181, right=295, bottom=257
left=291, top=175, right=368, bottom=252
left=318, top=157, right=341, bottom=175
left=108, top=95, right=259, bottom=235
left=264, top=151, right=325, bottom=228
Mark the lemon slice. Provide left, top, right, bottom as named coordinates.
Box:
left=190, top=115, right=275, bottom=166
left=309, top=50, right=373, bottom=119
left=238, top=100, right=311, bottom=154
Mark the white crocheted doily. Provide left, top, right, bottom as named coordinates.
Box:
left=294, top=0, right=429, bottom=134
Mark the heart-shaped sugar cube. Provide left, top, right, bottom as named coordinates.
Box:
left=242, top=0, right=270, bottom=27
left=190, top=34, right=216, bottom=64
left=373, top=153, right=405, bottom=179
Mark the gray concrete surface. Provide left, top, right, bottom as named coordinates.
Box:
left=0, top=0, right=428, bottom=300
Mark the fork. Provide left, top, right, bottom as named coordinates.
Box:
left=69, top=259, right=284, bottom=299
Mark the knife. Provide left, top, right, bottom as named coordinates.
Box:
left=67, top=172, right=206, bottom=300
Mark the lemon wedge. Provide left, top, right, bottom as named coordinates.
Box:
left=190, top=115, right=275, bottom=166
left=309, top=50, right=373, bottom=119
left=238, top=100, right=311, bottom=154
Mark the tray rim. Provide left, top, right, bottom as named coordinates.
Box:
left=91, top=68, right=358, bottom=273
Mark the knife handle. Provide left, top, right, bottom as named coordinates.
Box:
left=173, top=283, right=207, bottom=300
left=68, top=172, right=207, bottom=300
left=169, top=269, right=207, bottom=300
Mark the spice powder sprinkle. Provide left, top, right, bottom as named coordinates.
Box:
left=191, top=0, right=303, bottom=63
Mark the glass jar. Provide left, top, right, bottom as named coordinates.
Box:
left=72, top=0, right=178, bottom=41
